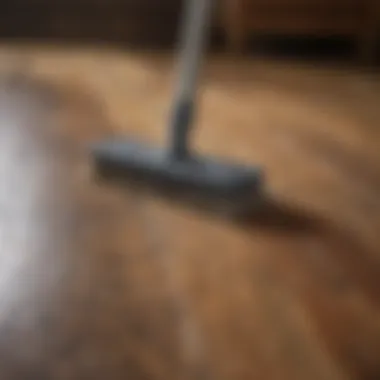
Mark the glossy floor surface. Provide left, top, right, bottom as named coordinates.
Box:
left=0, top=44, right=379, bottom=379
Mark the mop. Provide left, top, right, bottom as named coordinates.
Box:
left=92, top=0, right=262, bottom=208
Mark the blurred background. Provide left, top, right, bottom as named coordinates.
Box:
left=1, top=0, right=379, bottom=61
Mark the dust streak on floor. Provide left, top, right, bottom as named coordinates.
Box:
left=0, top=44, right=379, bottom=379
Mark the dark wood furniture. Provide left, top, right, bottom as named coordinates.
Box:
left=222, top=0, right=380, bottom=61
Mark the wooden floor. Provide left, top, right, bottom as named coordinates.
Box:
left=0, top=43, right=379, bottom=380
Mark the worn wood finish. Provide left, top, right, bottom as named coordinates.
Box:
left=0, top=44, right=379, bottom=380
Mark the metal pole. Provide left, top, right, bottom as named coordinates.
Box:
left=168, top=0, right=213, bottom=159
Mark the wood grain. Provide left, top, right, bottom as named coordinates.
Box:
left=0, top=44, right=378, bottom=380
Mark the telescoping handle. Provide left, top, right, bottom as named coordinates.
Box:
left=168, top=0, right=214, bottom=159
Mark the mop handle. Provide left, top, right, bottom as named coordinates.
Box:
left=169, top=0, right=213, bottom=159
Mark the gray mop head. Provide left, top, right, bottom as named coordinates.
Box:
left=92, top=139, right=262, bottom=202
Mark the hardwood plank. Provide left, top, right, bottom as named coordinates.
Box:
left=0, top=46, right=378, bottom=379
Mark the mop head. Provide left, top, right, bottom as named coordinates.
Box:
left=92, top=138, right=262, bottom=209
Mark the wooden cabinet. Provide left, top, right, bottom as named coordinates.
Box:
left=222, top=0, right=379, bottom=61
left=0, top=0, right=182, bottom=45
